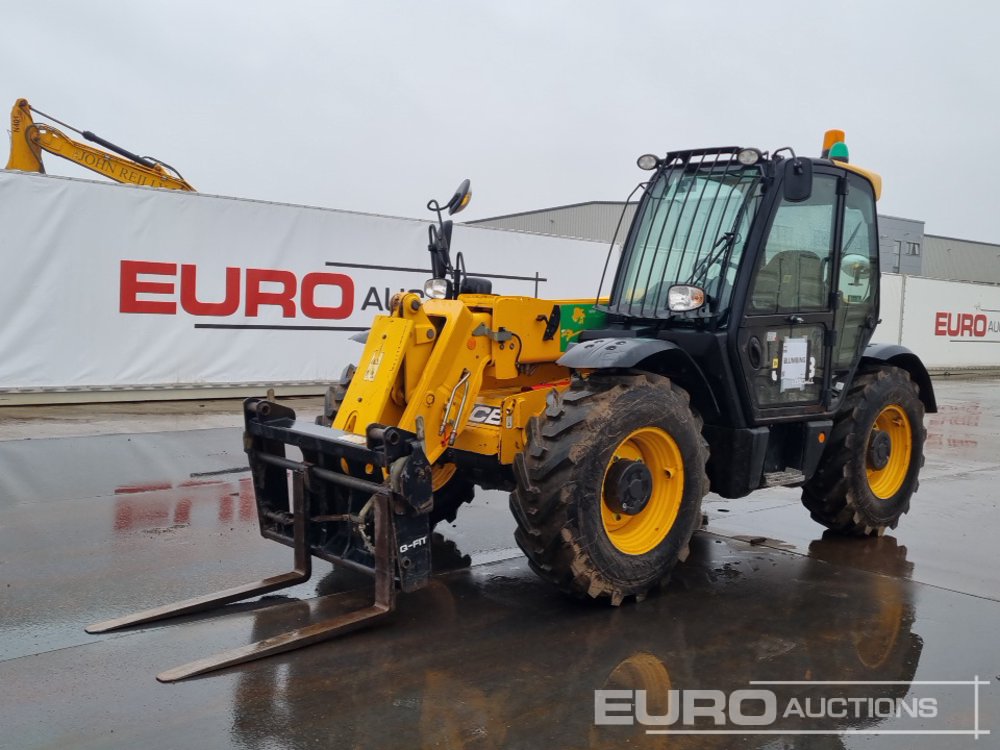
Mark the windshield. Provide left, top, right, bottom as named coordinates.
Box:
left=608, top=157, right=762, bottom=319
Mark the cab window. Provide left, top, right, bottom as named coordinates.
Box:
left=832, top=175, right=878, bottom=370
left=749, top=174, right=838, bottom=314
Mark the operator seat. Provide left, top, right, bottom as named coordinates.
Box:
left=751, top=250, right=827, bottom=312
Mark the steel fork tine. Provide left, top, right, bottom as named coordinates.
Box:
left=156, top=493, right=396, bottom=682
left=87, top=471, right=313, bottom=634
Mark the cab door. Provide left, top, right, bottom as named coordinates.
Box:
left=828, top=173, right=881, bottom=410
left=736, top=169, right=841, bottom=421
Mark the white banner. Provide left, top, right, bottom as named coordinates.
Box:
left=1, top=172, right=997, bottom=399
left=0, top=172, right=613, bottom=394
left=873, top=273, right=903, bottom=346
left=898, top=276, right=1000, bottom=368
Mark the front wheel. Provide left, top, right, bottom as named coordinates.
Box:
left=802, top=366, right=926, bottom=536
left=429, top=465, right=475, bottom=526
left=510, top=373, right=709, bottom=605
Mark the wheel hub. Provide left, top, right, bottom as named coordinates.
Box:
left=868, top=429, right=892, bottom=470
left=604, top=459, right=653, bottom=516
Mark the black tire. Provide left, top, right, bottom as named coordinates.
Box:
left=802, top=366, right=926, bottom=536
left=510, top=373, right=709, bottom=605
left=315, top=364, right=356, bottom=427
left=429, top=473, right=475, bottom=526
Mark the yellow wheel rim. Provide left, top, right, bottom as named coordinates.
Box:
left=866, top=405, right=912, bottom=499
left=358, top=462, right=455, bottom=489
left=601, top=427, right=684, bottom=555
left=432, top=463, right=457, bottom=491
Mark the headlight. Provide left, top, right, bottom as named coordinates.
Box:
left=636, top=154, right=659, bottom=171
left=423, top=278, right=449, bottom=299
left=737, top=148, right=762, bottom=166
left=667, top=285, right=706, bottom=312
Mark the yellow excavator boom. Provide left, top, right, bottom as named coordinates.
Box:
left=5, top=98, right=194, bottom=191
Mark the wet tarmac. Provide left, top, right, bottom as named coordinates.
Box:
left=1, top=380, right=997, bottom=749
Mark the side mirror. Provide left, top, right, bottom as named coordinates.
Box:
left=446, top=179, right=472, bottom=215
left=782, top=158, right=813, bottom=203
left=842, top=253, right=872, bottom=287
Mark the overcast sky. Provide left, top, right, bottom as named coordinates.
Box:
left=5, top=1, right=999, bottom=243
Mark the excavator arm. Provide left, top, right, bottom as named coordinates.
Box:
left=5, top=98, right=194, bottom=191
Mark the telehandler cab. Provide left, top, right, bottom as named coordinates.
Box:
left=90, top=131, right=935, bottom=681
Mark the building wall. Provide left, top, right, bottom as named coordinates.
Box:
left=876, top=215, right=924, bottom=276
left=922, top=234, right=1000, bottom=284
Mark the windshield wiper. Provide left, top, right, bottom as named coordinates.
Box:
left=687, top=232, right=738, bottom=286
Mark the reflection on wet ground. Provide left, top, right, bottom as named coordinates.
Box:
left=1, top=379, right=997, bottom=749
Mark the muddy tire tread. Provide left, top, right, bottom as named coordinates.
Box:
left=510, top=372, right=709, bottom=605
left=801, top=366, right=926, bottom=536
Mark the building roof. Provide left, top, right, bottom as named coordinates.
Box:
left=471, top=201, right=1000, bottom=285
left=922, top=234, right=1000, bottom=284
left=467, top=200, right=634, bottom=224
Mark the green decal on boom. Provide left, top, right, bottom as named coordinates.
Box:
left=559, top=304, right=607, bottom=351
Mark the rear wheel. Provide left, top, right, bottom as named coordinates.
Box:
left=802, top=366, right=926, bottom=535
left=510, top=373, right=709, bottom=605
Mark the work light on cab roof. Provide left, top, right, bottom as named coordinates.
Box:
left=737, top=147, right=762, bottom=166
left=637, top=153, right=659, bottom=170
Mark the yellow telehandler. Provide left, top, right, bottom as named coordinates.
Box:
left=90, top=132, right=936, bottom=681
